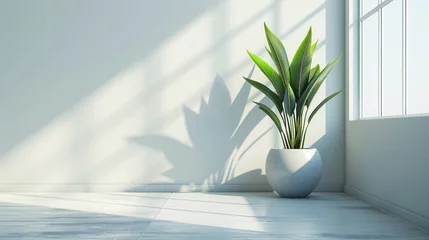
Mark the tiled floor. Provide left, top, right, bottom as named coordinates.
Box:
left=0, top=192, right=427, bottom=239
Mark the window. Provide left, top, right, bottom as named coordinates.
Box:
left=359, top=0, right=429, bottom=118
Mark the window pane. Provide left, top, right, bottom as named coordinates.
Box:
left=362, top=14, right=379, bottom=118
left=382, top=0, right=403, bottom=116
left=407, top=0, right=429, bottom=115
left=362, top=0, right=379, bottom=16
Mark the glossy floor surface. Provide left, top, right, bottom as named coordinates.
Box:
left=0, top=192, right=427, bottom=239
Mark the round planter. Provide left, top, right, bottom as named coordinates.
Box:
left=265, top=148, right=322, bottom=198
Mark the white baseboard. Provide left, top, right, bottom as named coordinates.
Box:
left=345, top=185, right=429, bottom=232
left=0, top=184, right=273, bottom=192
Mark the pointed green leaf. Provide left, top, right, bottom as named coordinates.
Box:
left=311, top=40, right=318, bottom=51
left=296, top=78, right=316, bottom=116
left=290, top=27, right=313, bottom=98
left=284, top=84, right=296, bottom=116
left=308, top=90, right=343, bottom=122
left=253, top=101, right=283, bottom=134
left=296, top=54, right=342, bottom=114
left=309, top=64, right=320, bottom=82
left=264, top=23, right=291, bottom=88
left=247, top=51, right=285, bottom=100
left=243, top=77, right=283, bottom=113
left=306, top=55, right=342, bottom=107
left=302, top=41, right=318, bottom=89
left=265, top=45, right=274, bottom=60
left=305, top=64, right=321, bottom=107
left=265, top=46, right=286, bottom=88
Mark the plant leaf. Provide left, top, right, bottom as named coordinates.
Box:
left=306, top=55, right=342, bottom=107
left=296, top=79, right=316, bottom=116
left=311, top=40, right=318, bottom=51
left=253, top=101, right=283, bottom=134
left=290, top=27, right=313, bottom=98
left=302, top=41, right=318, bottom=89
left=264, top=23, right=291, bottom=88
left=308, top=90, right=343, bottom=122
left=284, top=84, right=296, bottom=116
left=309, top=64, right=320, bottom=82
left=304, top=64, right=321, bottom=107
left=265, top=46, right=286, bottom=88
left=265, top=45, right=274, bottom=60
left=243, top=77, right=283, bottom=113
left=296, top=54, right=342, bottom=115
left=247, top=50, right=285, bottom=100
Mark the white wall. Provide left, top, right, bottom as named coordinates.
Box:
left=0, top=0, right=345, bottom=192
left=345, top=0, right=429, bottom=231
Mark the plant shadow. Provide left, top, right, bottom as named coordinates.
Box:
left=129, top=66, right=273, bottom=190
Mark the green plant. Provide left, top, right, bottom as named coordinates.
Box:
left=244, top=23, right=343, bottom=149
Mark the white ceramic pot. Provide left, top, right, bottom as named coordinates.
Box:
left=265, top=148, right=322, bottom=198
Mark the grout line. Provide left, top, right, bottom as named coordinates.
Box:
left=137, top=192, right=172, bottom=240
left=3, top=193, right=167, bottom=209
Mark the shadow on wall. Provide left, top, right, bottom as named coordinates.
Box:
left=129, top=66, right=271, bottom=190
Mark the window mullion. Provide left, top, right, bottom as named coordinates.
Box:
left=359, top=0, right=363, bottom=118
left=402, top=0, right=408, bottom=115
left=378, top=0, right=383, bottom=117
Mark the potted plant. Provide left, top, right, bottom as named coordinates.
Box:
left=244, top=23, right=343, bottom=198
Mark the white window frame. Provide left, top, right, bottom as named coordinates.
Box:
left=359, top=0, right=407, bottom=119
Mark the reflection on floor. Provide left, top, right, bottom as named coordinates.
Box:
left=0, top=192, right=427, bottom=239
